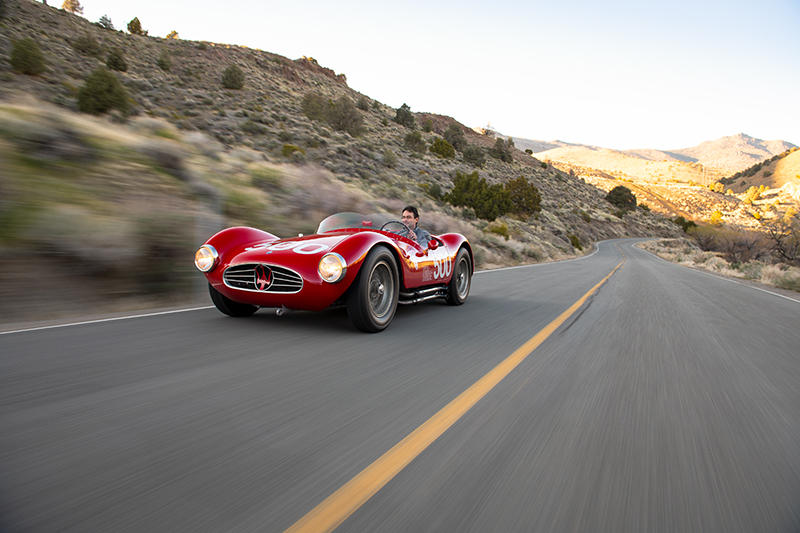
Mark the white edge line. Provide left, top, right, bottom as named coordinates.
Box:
left=0, top=241, right=609, bottom=336
left=637, top=244, right=800, bottom=305
left=0, top=306, right=214, bottom=336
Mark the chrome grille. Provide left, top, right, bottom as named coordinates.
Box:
left=223, top=264, right=303, bottom=293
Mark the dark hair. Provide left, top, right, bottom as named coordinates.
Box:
left=402, top=205, right=419, bottom=219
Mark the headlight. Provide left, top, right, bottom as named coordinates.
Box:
left=318, top=252, right=347, bottom=283
left=194, top=245, right=219, bottom=272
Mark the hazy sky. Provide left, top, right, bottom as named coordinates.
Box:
left=80, top=0, right=799, bottom=150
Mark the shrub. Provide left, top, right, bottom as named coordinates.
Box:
left=709, top=210, right=723, bottom=225
left=428, top=182, right=442, bottom=199
left=302, top=92, right=328, bottom=121
left=394, top=103, right=415, bottom=128
left=0, top=0, right=5, bottom=19
left=444, top=124, right=466, bottom=152
left=127, top=17, right=147, bottom=36
left=77, top=67, right=130, bottom=115
left=605, top=185, right=636, bottom=210
left=72, top=34, right=102, bottom=56
left=241, top=120, right=265, bottom=135
left=356, top=95, right=370, bottom=110
left=524, top=149, right=533, bottom=155
left=404, top=131, right=426, bottom=153
left=488, top=137, right=513, bottom=162
left=382, top=149, right=397, bottom=168
left=579, top=210, right=591, bottom=223
left=10, top=38, right=46, bottom=75
left=98, top=14, right=114, bottom=30
left=444, top=170, right=512, bottom=220
left=282, top=144, right=305, bottom=158
left=222, top=64, right=245, bottom=89
left=250, top=167, right=284, bottom=191
left=430, top=137, right=455, bottom=158
left=301, top=92, right=363, bottom=136
left=326, top=96, right=364, bottom=136
left=672, top=216, right=697, bottom=232
left=422, top=118, right=433, bottom=132
left=743, top=185, right=761, bottom=204
left=462, top=145, right=485, bottom=167
left=488, top=222, right=510, bottom=240
left=166, top=30, right=179, bottom=40
left=504, top=176, right=541, bottom=216
left=569, top=234, right=583, bottom=250
left=106, top=48, right=128, bottom=72
left=157, top=49, right=171, bottom=71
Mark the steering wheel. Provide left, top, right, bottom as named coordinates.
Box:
left=380, top=220, right=412, bottom=239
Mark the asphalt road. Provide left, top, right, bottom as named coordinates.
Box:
left=1, top=239, right=798, bottom=532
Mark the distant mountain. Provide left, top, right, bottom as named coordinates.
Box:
left=509, top=138, right=579, bottom=154
left=670, top=133, right=797, bottom=174
left=512, top=133, right=797, bottom=182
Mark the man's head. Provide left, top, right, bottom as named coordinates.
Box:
left=401, top=206, right=419, bottom=230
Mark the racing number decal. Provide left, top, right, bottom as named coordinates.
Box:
left=432, top=255, right=452, bottom=280
left=245, top=241, right=330, bottom=254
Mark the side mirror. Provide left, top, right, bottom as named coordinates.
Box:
left=428, top=239, right=438, bottom=250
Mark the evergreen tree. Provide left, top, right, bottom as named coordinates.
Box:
left=394, top=103, right=415, bottom=128
left=78, top=67, right=130, bottom=115
left=127, top=17, right=147, bottom=35
left=98, top=14, right=114, bottom=30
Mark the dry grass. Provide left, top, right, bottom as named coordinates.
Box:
left=639, top=239, right=800, bottom=292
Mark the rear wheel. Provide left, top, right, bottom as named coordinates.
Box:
left=446, top=247, right=472, bottom=305
left=347, top=247, right=399, bottom=332
left=209, top=284, right=259, bottom=317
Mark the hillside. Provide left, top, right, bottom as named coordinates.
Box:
left=0, top=0, right=679, bottom=322
left=530, top=133, right=796, bottom=184
left=722, top=147, right=800, bottom=196
left=499, top=130, right=797, bottom=228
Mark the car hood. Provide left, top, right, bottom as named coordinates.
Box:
left=230, top=233, right=350, bottom=264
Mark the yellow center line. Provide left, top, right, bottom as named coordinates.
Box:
left=286, top=259, right=626, bottom=533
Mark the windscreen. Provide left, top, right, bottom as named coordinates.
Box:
left=317, top=213, right=389, bottom=234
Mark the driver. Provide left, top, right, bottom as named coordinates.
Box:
left=401, top=205, right=432, bottom=246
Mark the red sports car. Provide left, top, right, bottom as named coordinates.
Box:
left=194, top=212, right=473, bottom=332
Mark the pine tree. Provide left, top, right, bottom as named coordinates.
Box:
left=127, top=17, right=147, bottom=36
left=98, top=15, right=114, bottom=30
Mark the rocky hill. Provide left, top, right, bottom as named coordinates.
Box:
left=721, top=147, right=800, bottom=196
left=500, top=131, right=798, bottom=229
left=672, top=133, right=796, bottom=174
left=515, top=132, right=796, bottom=178
left=0, top=0, right=679, bottom=323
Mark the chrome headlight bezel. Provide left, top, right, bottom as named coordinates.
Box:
left=194, top=244, right=219, bottom=272
left=318, top=252, right=347, bottom=283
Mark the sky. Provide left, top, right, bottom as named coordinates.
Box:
left=79, top=0, right=799, bottom=150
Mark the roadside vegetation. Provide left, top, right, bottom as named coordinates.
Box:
left=641, top=211, right=800, bottom=291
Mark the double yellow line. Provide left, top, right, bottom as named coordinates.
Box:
left=287, top=259, right=625, bottom=532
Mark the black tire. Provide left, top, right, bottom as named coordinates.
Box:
left=446, top=247, right=472, bottom=305
left=347, top=247, right=399, bottom=332
left=208, top=284, right=259, bottom=317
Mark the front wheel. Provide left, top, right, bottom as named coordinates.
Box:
left=347, top=247, right=399, bottom=332
left=446, top=247, right=472, bottom=305
left=209, top=284, right=259, bottom=317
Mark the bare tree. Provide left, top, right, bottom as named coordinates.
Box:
left=62, top=0, right=83, bottom=14
left=763, top=211, right=800, bottom=264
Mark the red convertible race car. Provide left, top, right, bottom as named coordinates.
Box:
left=194, top=212, right=473, bottom=332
